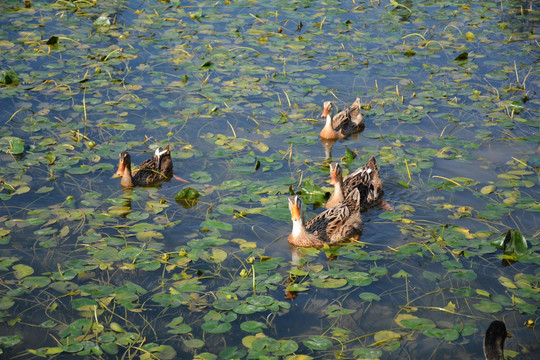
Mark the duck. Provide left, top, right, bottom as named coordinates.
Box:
left=320, top=98, right=365, bottom=139
left=116, top=145, right=173, bottom=187
left=483, top=320, right=510, bottom=360
left=326, top=156, right=383, bottom=211
left=288, top=188, right=363, bottom=247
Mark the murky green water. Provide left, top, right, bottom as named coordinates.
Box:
left=0, top=0, right=538, bottom=358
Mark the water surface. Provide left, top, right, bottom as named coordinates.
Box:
left=0, top=0, right=538, bottom=358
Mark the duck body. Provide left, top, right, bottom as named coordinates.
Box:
left=288, top=188, right=363, bottom=247
left=483, top=320, right=509, bottom=360
left=117, top=145, right=173, bottom=187
left=326, top=156, right=383, bottom=211
left=320, top=98, right=365, bottom=139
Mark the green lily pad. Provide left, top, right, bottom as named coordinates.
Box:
left=201, top=320, right=232, bottom=334
left=423, top=328, right=460, bottom=341
left=0, top=296, right=15, bottom=310
left=1, top=70, right=20, bottom=86
left=500, top=229, right=528, bottom=256
left=0, top=335, right=21, bottom=348
left=183, top=338, right=205, bottom=349
left=20, top=276, right=51, bottom=289
left=175, top=187, right=200, bottom=204
left=311, top=277, right=347, bottom=289
left=302, top=336, right=333, bottom=351
left=359, top=292, right=381, bottom=302
left=401, top=318, right=436, bottom=330
left=473, top=300, right=502, bottom=313
left=274, top=340, right=298, bottom=356
left=240, top=321, right=268, bottom=333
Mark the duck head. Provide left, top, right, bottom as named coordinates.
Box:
left=115, top=151, right=131, bottom=177
left=329, top=162, right=343, bottom=185
left=321, top=101, right=335, bottom=119
left=288, top=195, right=302, bottom=222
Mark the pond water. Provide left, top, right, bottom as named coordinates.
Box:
left=0, top=0, right=538, bottom=359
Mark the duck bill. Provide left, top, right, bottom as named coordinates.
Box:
left=329, top=164, right=339, bottom=184
left=321, top=106, right=329, bottom=118
left=330, top=170, right=339, bottom=185
left=289, top=198, right=301, bottom=221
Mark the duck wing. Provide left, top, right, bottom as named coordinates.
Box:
left=305, top=202, right=350, bottom=243
left=328, top=188, right=363, bottom=243
left=343, top=157, right=383, bottom=209
left=349, top=98, right=363, bottom=125
left=158, top=145, right=173, bottom=178
left=331, top=105, right=351, bottom=130
left=133, top=146, right=173, bottom=185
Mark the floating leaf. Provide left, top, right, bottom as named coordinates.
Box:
left=397, top=180, right=409, bottom=188
left=373, top=330, right=401, bottom=344
left=183, top=338, right=205, bottom=349
left=72, top=298, right=98, bottom=311
left=480, top=185, right=495, bottom=194
left=201, top=320, right=232, bottom=334
left=498, top=276, right=517, bottom=290
left=210, top=248, right=227, bottom=263
left=353, top=348, right=383, bottom=359
left=311, top=277, right=347, bottom=289
left=189, top=170, right=212, bottom=183
left=201, top=219, right=232, bottom=231
left=395, top=314, right=418, bottom=327
left=275, top=340, right=298, bottom=356
left=302, top=337, right=332, bottom=351
left=359, top=292, right=381, bottom=302
left=423, top=328, right=460, bottom=341
left=451, top=269, right=477, bottom=281
left=68, top=165, right=91, bottom=175
left=473, top=300, right=502, bottom=313
left=0, top=335, right=21, bottom=348
left=9, top=137, right=24, bottom=154
left=13, top=264, right=34, bottom=279
left=175, top=187, right=200, bottom=201
left=0, top=296, right=15, bottom=310
left=1, top=70, right=20, bottom=86
left=20, top=276, right=51, bottom=289
left=501, top=229, right=528, bottom=256
left=240, top=321, right=268, bottom=333
left=401, top=317, right=436, bottom=330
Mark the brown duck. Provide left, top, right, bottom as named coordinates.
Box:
left=288, top=188, right=363, bottom=247
left=326, top=156, right=383, bottom=211
left=116, top=145, right=173, bottom=187
left=320, top=98, right=365, bottom=139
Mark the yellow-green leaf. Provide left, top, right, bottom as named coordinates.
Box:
left=372, top=330, right=401, bottom=345
left=13, top=264, right=34, bottom=279
left=480, top=185, right=495, bottom=194
left=498, top=276, right=517, bottom=289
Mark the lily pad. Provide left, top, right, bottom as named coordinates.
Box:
left=302, top=337, right=333, bottom=351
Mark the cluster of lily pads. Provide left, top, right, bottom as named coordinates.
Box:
left=0, top=0, right=538, bottom=359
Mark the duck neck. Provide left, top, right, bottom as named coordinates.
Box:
left=121, top=163, right=134, bottom=187
left=291, top=218, right=305, bottom=238
left=290, top=218, right=317, bottom=247
left=324, top=113, right=334, bottom=130
left=332, top=180, right=344, bottom=202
